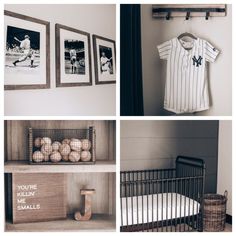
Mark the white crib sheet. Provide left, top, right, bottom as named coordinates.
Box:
left=121, top=193, right=200, bottom=226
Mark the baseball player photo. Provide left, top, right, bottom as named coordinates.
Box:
left=12, top=35, right=35, bottom=67
left=69, top=48, right=77, bottom=74
left=5, top=25, right=40, bottom=72
left=99, top=45, right=113, bottom=75
left=64, top=39, right=85, bottom=75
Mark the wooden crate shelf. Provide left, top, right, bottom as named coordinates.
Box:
left=5, top=121, right=116, bottom=231
left=5, top=214, right=116, bottom=232
left=4, top=160, right=116, bottom=173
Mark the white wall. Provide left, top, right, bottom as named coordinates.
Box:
left=121, top=120, right=219, bottom=193
left=217, top=121, right=232, bottom=215
left=4, top=4, right=116, bottom=116
left=141, top=5, right=232, bottom=116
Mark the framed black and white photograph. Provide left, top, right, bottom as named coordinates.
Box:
left=4, top=11, right=50, bottom=90
left=93, top=35, right=116, bottom=84
left=55, top=24, right=92, bottom=87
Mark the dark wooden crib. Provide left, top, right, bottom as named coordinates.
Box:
left=120, top=156, right=205, bottom=232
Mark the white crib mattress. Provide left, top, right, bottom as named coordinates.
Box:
left=121, top=193, right=200, bottom=226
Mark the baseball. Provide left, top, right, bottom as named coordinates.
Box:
left=41, top=144, right=53, bottom=156
left=40, top=137, right=52, bottom=146
left=32, top=151, right=44, bottom=163
left=80, top=151, right=92, bottom=162
left=59, top=143, right=71, bottom=156
left=70, top=138, right=82, bottom=151
left=52, top=141, right=61, bottom=151
left=34, top=137, right=42, bottom=148
left=62, top=139, right=71, bottom=145
left=50, top=151, right=62, bottom=163
left=69, top=151, right=80, bottom=162
left=81, top=139, right=91, bottom=151
left=62, top=155, right=69, bottom=162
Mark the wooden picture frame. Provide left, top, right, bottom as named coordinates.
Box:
left=93, top=35, right=116, bottom=85
left=55, top=24, right=92, bottom=87
left=4, top=10, right=50, bottom=90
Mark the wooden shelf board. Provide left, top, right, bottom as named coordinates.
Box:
left=4, top=160, right=116, bottom=173
left=5, top=214, right=116, bottom=232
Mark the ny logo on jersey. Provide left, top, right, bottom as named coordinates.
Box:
left=192, top=56, right=203, bottom=67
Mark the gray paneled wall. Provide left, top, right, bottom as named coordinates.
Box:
left=121, top=120, right=219, bottom=193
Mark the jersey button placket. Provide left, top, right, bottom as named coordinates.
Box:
left=183, top=52, right=189, bottom=70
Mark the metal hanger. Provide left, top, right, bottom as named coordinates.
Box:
left=177, top=32, right=197, bottom=40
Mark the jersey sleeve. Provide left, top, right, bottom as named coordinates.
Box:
left=157, top=40, right=172, bottom=60
left=20, top=40, right=25, bottom=48
left=205, top=41, right=220, bottom=63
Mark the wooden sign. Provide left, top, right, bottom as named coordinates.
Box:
left=11, top=173, right=67, bottom=223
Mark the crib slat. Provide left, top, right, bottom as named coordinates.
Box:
left=142, top=179, right=144, bottom=231
left=136, top=179, right=139, bottom=226
left=180, top=178, right=182, bottom=231
left=156, top=182, right=159, bottom=232
left=188, top=178, right=191, bottom=231
left=184, top=178, right=187, bottom=232
left=192, top=169, right=196, bottom=229
left=146, top=181, right=148, bottom=232
left=125, top=174, right=129, bottom=228
left=175, top=180, right=178, bottom=232
left=161, top=180, right=164, bottom=231
left=170, top=179, right=173, bottom=231
left=197, top=178, right=199, bottom=230
left=120, top=173, right=123, bottom=227
left=131, top=182, right=134, bottom=226
left=166, top=179, right=168, bottom=232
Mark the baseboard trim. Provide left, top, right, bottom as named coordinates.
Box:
left=226, top=214, right=232, bottom=225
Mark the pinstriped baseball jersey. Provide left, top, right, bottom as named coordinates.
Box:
left=157, top=37, right=219, bottom=114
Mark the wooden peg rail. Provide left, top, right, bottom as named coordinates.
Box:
left=152, top=4, right=226, bottom=20
left=74, top=189, right=95, bottom=221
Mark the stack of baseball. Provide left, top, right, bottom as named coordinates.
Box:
left=32, top=137, right=92, bottom=163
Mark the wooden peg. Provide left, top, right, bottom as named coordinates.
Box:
left=186, top=11, right=190, bottom=20
left=205, top=11, right=210, bottom=20
left=74, top=189, right=95, bottom=221
left=166, top=12, right=171, bottom=20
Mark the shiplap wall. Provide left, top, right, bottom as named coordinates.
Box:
left=121, top=120, right=219, bottom=193
left=5, top=120, right=116, bottom=216
left=66, top=173, right=115, bottom=215
left=217, top=121, right=232, bottom=215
